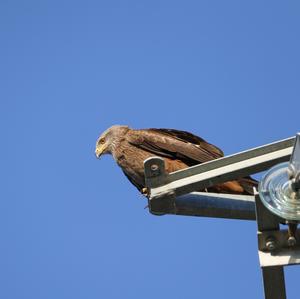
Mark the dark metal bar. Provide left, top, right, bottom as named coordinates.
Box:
left=255, top=192, right=287, bottom=299
left=255, top=191, right=281, bottom=231
left=262, top=267, right=286, bottom=299
left=149, top=192, right=256, bottom=220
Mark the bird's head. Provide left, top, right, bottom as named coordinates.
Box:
left=95, top=125, right=129, bottom=159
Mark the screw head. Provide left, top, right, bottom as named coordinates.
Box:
left=288, top=236, right=297, bottom=247
left=266, top=238, right=277, bottom=251
left=151, top=164, right=159, bottom=172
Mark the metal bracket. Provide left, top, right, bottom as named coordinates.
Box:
left=143, top=134, right=300, bottom=299
left=144, top=136, right=295, bottom=219
left=145, top=136, right=294, bottom=202
left=255, top=190, right=300, bottom=299
left=144, top=157, right=167, bottom=189
left=258, top=229, right=300, bottom=253
left=144, top=154, right=256, bottom=219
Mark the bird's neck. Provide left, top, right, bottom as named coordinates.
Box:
left=110, top=138, right=126, bottom=161
left=109, top=127, right=130, bottom=161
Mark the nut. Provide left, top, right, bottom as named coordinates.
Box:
left=288, top=236, right=297, bottom=247
left=266, top=237, right=277, bottom=251
left=151, top=164, right=159, bottom=171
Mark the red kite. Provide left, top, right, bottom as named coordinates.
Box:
left=95, top=125, right=257, bottom=195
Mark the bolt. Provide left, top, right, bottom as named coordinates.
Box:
left=150, top=164, right=160, bottom=176
left=266, top=237, right=277, bottom=251
left=288, top=236, right=297, bottom=247
left=151, top=164, right=159, bottom=171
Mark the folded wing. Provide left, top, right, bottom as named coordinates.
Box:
left=127, top=128, right=224, bottom=166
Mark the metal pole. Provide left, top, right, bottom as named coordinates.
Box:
left=262, top=267, right=286, bottom=299
left=149, top=192, right=256, bottom=220
left=255, top=192, right=287, bottom=299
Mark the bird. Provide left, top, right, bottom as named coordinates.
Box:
left=95, top=125, right=257, bottom=196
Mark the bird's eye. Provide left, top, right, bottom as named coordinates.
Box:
left=99, top=138, right=105, bottom=144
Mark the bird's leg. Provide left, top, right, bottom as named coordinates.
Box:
left=141, top=188, right=149, bottom=209
left=141, top=187, right=148, bottom=197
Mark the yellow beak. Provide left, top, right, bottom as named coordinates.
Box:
left=95, top=145, right=105, bottom=159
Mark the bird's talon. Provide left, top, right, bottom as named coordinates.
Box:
left=142, top=188, right=148, bottom=196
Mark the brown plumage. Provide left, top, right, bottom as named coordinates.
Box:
left=95, top=125, right=257, bottom=195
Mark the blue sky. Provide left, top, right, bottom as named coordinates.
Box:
left=1, top=1, right=300, bottom=298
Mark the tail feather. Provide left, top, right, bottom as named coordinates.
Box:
left=205, top=177, right=258, bottom=195
left=237, top=176, right=258, bottom=195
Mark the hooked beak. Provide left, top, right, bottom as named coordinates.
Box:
left=95, top=146, right=104, bottom=159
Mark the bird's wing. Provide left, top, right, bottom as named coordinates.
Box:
left=149, top=128, right=224, bottom=158
left=127, top=128, right=224, bottom=166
